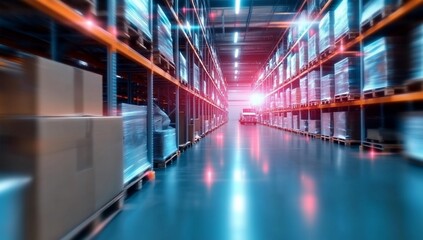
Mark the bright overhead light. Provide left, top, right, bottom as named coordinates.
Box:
left=234, top=48, right=239, bottom=58
left=78, top=60, right=88, bottom=67
left=234, top=32, right=238, bottom=43
left=235, top=62, right=238, bottom=68
left=235, top=0, right=241, bottom=14
left=235, top=70, right=238, bottom=74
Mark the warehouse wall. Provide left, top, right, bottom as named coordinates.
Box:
left=228, top=84, right=251, bottom=121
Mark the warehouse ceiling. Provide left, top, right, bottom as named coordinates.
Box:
left=209, top=0, right=300, bottom=86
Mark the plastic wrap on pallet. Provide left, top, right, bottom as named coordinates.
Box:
left=308, top=0, right=318, bottom=16
left=125, top=0, right=152, bottom=40
left=410, top=25, right=423, bottom=82
left=298, top=11, right=308, bottom=36
left=363, top=37, right=406, bottom=91
left=300, top=119, right=308, bottom=131
left=154, top=127, right=178, bottom=161
left=334, top=57, right=360, bottom=96
left=280, top=92, right=285, bottom=108
left=308, top=120, right=321, bottom=134
left=307, top=70, right=321, bottom=103
left=154, top=103, right=170, bottom=129
left=319, top=11, right=334, bottom=54
left=287, top=112, right=293, bottom=129
left=194, top=64, right=200, bottom=91
left=286, top=60, right=291, bottom=80
left=308, top=34, right=318, bottom=63
left=299, top=41, right=308, bottom=69
left=121, top=103, right=149, bottom=184
left=273, top=74, right=278, bottom=89
left=203, top=80, right=207, bottom=95
left=156, top=5, right=174, bottom=63
left=300, top=76, right=308, bottom=105
left=333, top=111, right=361, bottom=140
left=179, top=52, right=188, bottom=84
left=278, top=64, right=284, bottom=85
left=321, top=112, right=333, bottom=137
left=402, top=112, right=423, bottom=161
left=361, top=0, right=402, bottom=25
left=291, top=88, right=301, bottom=106
left=293, top=115, right=299, bottom=130
left=334, top=0, right=359, bottom=41
left=285, top=88, right=291, bottom=108
left=288, top=25, right=298, bottom=47
left=290, top=53, right=299, bottom=77
left=321, top=74, right=335, bottom=101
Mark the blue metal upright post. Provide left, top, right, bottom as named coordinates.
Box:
left=107, top=0, right=117, bottom=116
left=50, top=20, right=57, bottom=61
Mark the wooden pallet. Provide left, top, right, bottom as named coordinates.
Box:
left=308, top=101, right=320, bottom=107
left=320, top=99, right=333, bottom=105
left=308, top=58, right=319, bottom=67
left=319, top=47, right=335, bottom=60
left=361, top=6, right=394, bottom=32
left=292, top=104, right=301, bottom=109
left=64, top=193, right=125, bottom=240
left=154, top=150, right=180, bottom=168
left=332, top=137, right=361, bottom=146
left=179, top=141, right=192, bottom=152
left=298, top=130, right=309, bottom=136
left=334, top=94, right=360, bottom=102
left=335, top=31, right=359, bottom=46
left=321, top=135, right=332, bottom=141
left=309, top=133, right=321, bottom=139
left=363, top=86, right=405, bottom=99
left=153, top=52, right=176, bottom=76
left=361, top=141, right=402, bottom=152
left=127, top=22, right=152, bottom=52
left=405, top=80, right=423, bottom=93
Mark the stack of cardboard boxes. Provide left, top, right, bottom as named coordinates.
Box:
left=0, top=56, right=123, bottom=240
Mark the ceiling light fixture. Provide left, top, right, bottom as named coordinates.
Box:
left=234, top=48, right=239, bottom=58
left=235, top=0, right=241, bottom=14
left=234, top=32, right=238, bottom=43
left=235, top=62, right=238, bottom=68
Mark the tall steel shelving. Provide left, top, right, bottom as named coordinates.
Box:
left=252, top=0, right=423, bottom=150
left=4, top=0, right=228, bottom=160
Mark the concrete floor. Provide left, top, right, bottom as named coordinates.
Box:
left=95, top=121, right=423, bottom=240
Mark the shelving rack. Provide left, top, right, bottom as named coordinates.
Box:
left=252, top=0, right=423, bottom=151
left=0, top=0, right=228, bottom=153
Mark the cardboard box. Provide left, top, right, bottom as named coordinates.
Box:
left=0, top=56, right=102, bottom=116
left=0, top=116, right=122, bottom=240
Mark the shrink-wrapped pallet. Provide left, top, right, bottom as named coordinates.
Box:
left=291, top=88, right=301, bottom=106
left=300, top=77, right=308, bottom=105
left=155, top=5, right=174, bottom=63
left=308, top=119, right=321, bottom=134
left=308, top=34, right=318, bottom=63
left=125, top=0, right=152, bottom=39
left=299, top=41, right=308, bottom=69
left=319, top=11, right=334, bottom=54
left=410, top=25, right=423, bottom=82
left=307, top=70, right=321, bottom=103
left=179, top=52, right=188, bottom=84
left=321, top=74, right=335, bottom=101
left=361, top=0, right=402, bottom=26
left=334, top=0, right=359, bottom=41
left=334, top=57, right=360, bottom=96
left=402, top=112, right=423, bottom=161
left=333, top=111, right=361, bottom=140
left=321, top=112, right=333, bottom=136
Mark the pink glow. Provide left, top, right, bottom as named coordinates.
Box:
left=204, top=167, right=214, bottom=189
left=300, top=174, right=317, bottom=225
left=262, top=162, right=269, bottom=174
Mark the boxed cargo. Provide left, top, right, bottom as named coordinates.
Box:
left=308, top=119, right=321, bottom=134
left=333, top=111, right=361, bottom=140
left=285, top=88, right=291, bottom=108
left=402, top=112, right=423, bottom=161
left=319, top=11, right=334, bottom=54
left=321, top=112, right=333, bottom=136
left=121, top=104, right=149, bottom=184
left=194, top=64, right=200, bottom=91
left=0, top=56, right=103, bottom=116
left=286, top=112, right=293, bottom=129
left=410, top=25, right=423, bottom=82
left=361, top=0, right=402, bottom=26
left=286, top=59, right=291, bottom=80
left=179, top=52, right=188, bottom=84
left=334, top=0, right=359, bottom=41
left=307, top=70, right=321, bottom=103
left=308, top=33, right=318, bottom=63
left=290, top=53, right=299, bottom=77
left=154, top=4, right=174, bottom=63
left=0, top=176, right=30, bottom=240
left=300, top=119, right=308, bottom=131
left=363, top=37, right=406, bottom=91
left=154, top=128, right=178, bottom=160
left=334, top=57, right=360, bottom=96
left=124, top=0, right=152, bottom=39
left=288, top=25, right=298, bottom=47
left=0, top=116, right=123, bottom=240
left=321, top=74, right=335, bottom=101
left=299, top=40, right=308, bottom=69
left=291, top=88, right=301, bottom=106
left=308, top=0, right=318, bottom=16
left=300, top=77, right=308, bottom=105
left=278, top=64, right=284, bottom=85
left=293, top=115, right=299, bottom=130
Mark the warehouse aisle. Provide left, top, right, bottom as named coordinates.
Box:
left=95, top=122, right=423, bottom=240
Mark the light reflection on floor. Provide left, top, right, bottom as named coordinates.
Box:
left=95, top=121, right=423, bottom=240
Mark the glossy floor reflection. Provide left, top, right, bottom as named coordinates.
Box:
left=95, top=121, right=423, bottom=240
